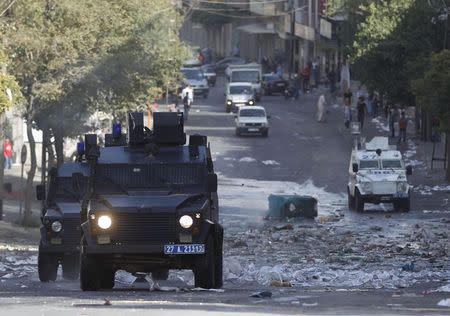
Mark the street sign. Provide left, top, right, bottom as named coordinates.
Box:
left=20, top=145, right=27, bottom=164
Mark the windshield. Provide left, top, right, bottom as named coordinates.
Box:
left=95, top=164, right=206, bottom=192
left=231, top=71, right=259, bottom=83
left=240, top=109, right=265, bottom=117
left=359, top=160, right=379, bottom=169
left=230, top=86, right=252, bottom=94
left=182, top=69, right=204, bottom=80
left=382, top=160, right=402, bottom=169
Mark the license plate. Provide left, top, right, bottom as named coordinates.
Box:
left=164, top=244, right=205, bottom=255
left=248, top=128, right=259, bottom=132
left=380, top=196, right=391, bottom=201
left=393, top=192, right=408, bottom=198
left=236, top=103, right=245, bottom=107
left=277, top=83, right=284, bottom=87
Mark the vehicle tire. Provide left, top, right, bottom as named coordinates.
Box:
left=262, top=130, right=268, bottom=138
left=152, top=269, right=169, bottom=281
left=99, top=269, right=115, bottom=290
left=80, top=237, right=100, bottom=291
left=62, top=254, right=79, bottom=280
left=347, top=187, right=355, bottom=210
left=235, top=128, right=241, bottom=137
left=402, top=196, right=411, bottom=212
left=203, top=93, right=208, bottom=99
left=355, top=189, right=364, bottom=213
left=214, top=230, right=223, bottom=289
left=193, top=234, right=215, bottom=289
left=393, top=200, right=401, bottom=212
left=226, top=107, right=231, bottom=113
left=38, top=252, right=58, bottom=282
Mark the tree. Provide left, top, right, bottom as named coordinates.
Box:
left=1, top=0, right=190, bottom=225
left=412, top=50, right=450, bottom=179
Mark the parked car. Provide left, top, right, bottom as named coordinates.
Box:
left=213, top=57, right=246, bottom=74
left=225, top=82, right=255, bottom=113
left=201, top=65, right=217, bottom=87
left=235, top=106, right=269, bottom=137
left=262, top=74, right=289, bottom=95
left=181, top=67, right=209, bottom=98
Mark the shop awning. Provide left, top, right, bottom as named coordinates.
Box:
left=238, top=24, right=277, bottom=35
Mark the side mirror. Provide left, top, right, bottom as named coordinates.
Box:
left=267, top=115, right=271, bottom=119
left=207, top=173, right=218, bottom=192
left=234, top=115, right=238, bottom=119
left=224, top=93, right=226, bottom=96
left=36, top=184, right=46, bottom=201
left=352, top=163, right=359, bottom=173
left=406, top=165, right=412, bottom=175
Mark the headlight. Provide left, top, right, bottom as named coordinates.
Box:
left=51, top=221, right=62, bottom=233
left=97, top=215, right=112, bottom=230
left=248, top=100, right=254, bottom=105
left=179, top=215, right=193, bottom=229
left=362, top=182, right=372, bottom=192
left=397, top=182, right=408, bottom=192
left=227, top=100, right=232, bottom=105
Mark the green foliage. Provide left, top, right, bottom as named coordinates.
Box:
left=412, top=50, right=450, bottom=131
left=350, top=0, right=438, bottom=104
left=0, top=49, right=21, bottom=114
left=1, top=0, right=189, bottom=125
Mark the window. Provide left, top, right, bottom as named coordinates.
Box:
left=382, top=160, right=402, bottom=169
left=182, top=69, right=204, bottom=80
left=230, top=86, right=252, bottom=94
left=359, top=160, right=379, bottom=169
left=231, top=71, right=259, bottom=83
left=240, top=109, right=265, bottom=117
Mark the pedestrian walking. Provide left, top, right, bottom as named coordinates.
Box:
left=388, top=107, right=398, bottom=138
left=182, top=92, right=191, bottom=122
left=356, top=96, right=367, bottom=129
left=372, top=93, right=380, bottom=117
left=398, top=111, right=408, bottom=143
left=316, top=94, right=326, bottom=122
left=343, top=87, right=353, bottom=128
left=3, top=138, right=13, bottom=170
left=276, top=64, right=283, bottom=78
left=300, top=63, right=311, bottom=93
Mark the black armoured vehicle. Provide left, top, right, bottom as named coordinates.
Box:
left=79, top=112, right=223, bottom=291
left=37, top=163, right=88, bottom=282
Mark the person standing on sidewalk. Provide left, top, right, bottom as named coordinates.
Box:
left=388, top=107, right=398, bottom=138
left=398, top=111, right=408, bottom=143
left=3, top=138, right=13, bottom=170
left=356, top=96, right=367, bottom=129
left=316, top=94, right=326, bottom=122
left=343, top=86, right=353, bottom=128
left=312, top=57, right=320, bottom=88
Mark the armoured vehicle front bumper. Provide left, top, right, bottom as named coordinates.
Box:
left=39, top=243, right=79, bottom=254
left=361, top=192, right=409, bottom=203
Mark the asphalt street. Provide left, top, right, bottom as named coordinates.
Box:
left=1, top=77, right=450, bottom=315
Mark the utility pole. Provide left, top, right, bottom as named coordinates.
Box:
left=289, top=0, right=295, bottom=78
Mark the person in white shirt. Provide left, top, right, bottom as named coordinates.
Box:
left=181, top=85, right=194, bottom=105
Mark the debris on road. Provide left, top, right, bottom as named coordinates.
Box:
left=250, top=291, right=272, bottom=298
left=437, top=298, right=450, bottom=307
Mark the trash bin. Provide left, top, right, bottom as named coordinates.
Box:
left=268, top=194, right=318, bottom=219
